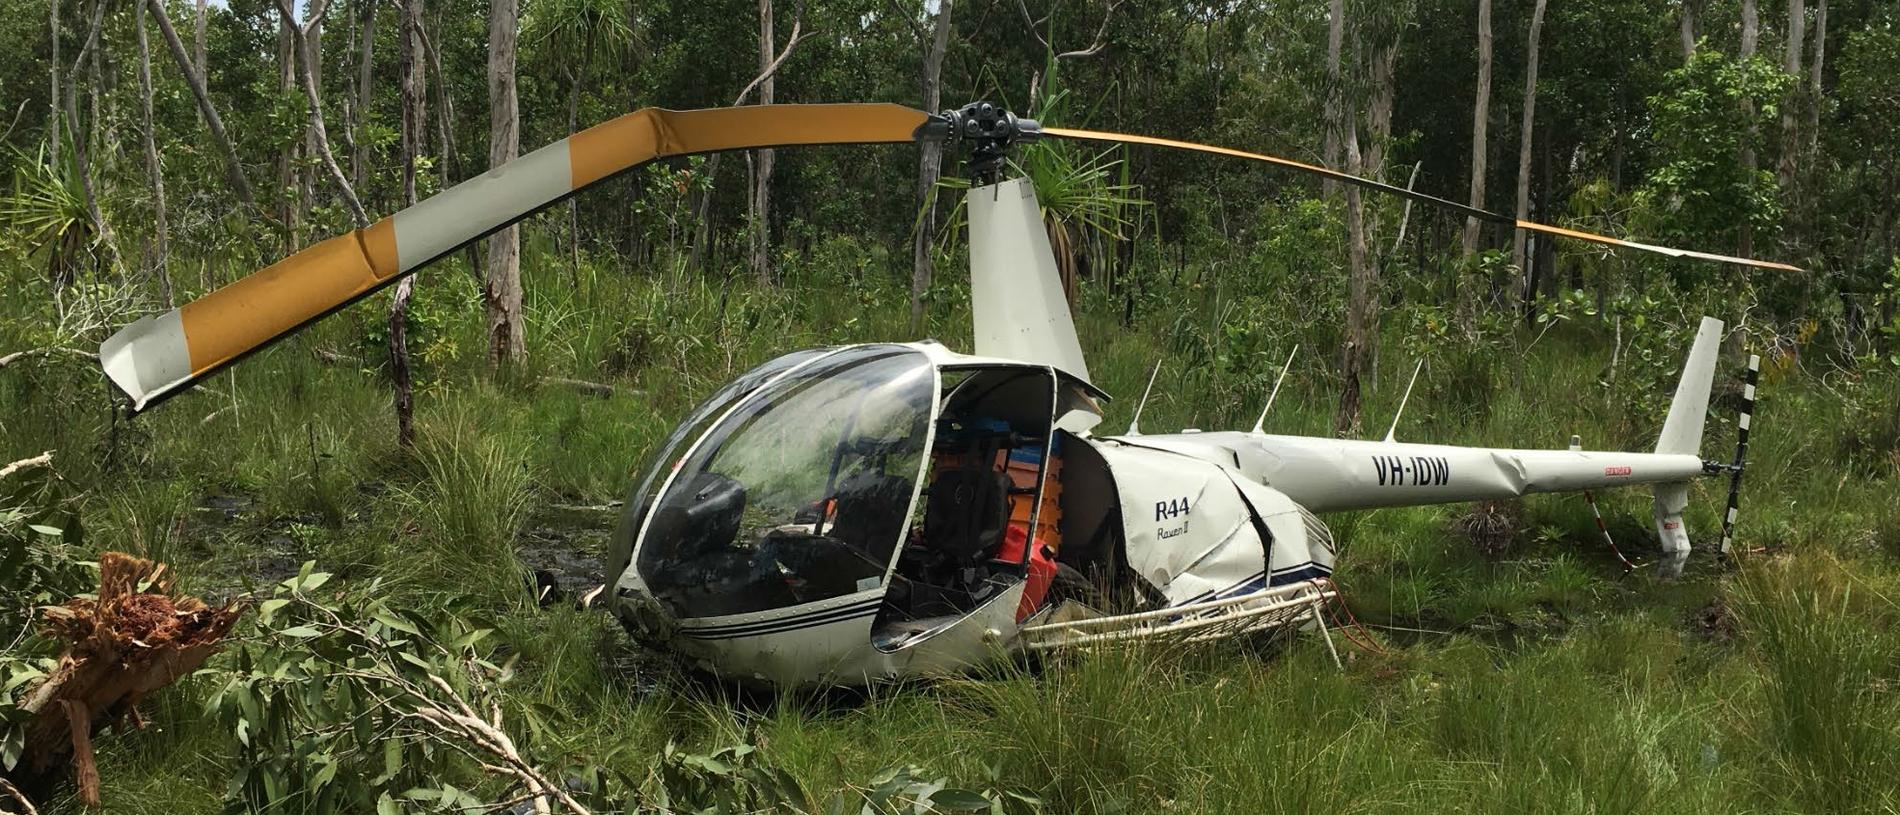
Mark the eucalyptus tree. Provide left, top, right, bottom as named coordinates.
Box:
left=1509, top=0, right=1546, bottom=311
left=911, top=0, right=955, bottom=330
left=487, top=0, right=523, bottom=365
left=1461, top=0, right=1490, bottom=263
left=135, top=0, right=172, bottom=306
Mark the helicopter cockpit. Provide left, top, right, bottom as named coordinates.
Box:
left=610, top=342, right=1111, bottom=681
left=631, top=345, right=936, bottom=620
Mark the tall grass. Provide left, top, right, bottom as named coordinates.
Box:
left=1732, top=554, right=1900, bottom=813
left=387, top=400, right=536, bottom=606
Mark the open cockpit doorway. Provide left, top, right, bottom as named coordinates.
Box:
left=872, top=366, right=1057, bottom=649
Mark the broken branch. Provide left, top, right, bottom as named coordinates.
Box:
left=0, top=452, right=54, bottom=482
left=0, top=348, right=99, bottom=370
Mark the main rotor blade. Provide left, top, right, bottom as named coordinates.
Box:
left=1044, top=126, right=1803, bottom=274
left=100, top=103, right=932, bottom=412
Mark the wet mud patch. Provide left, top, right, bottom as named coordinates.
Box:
left=517, top=503, right=621, bottom=600
left=186, top=493, right=318, bottom=601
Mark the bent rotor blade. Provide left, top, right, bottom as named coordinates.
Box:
left=100, top=103, right=933, bottom=412
left=1043, top=126, right=1803, bottom=274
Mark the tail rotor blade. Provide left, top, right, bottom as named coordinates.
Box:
left=99, top=103, right=934, bottom=412
left=1719, top=354, right=1761, bottom=557
left=1042, top=126, right=1803, bottom=274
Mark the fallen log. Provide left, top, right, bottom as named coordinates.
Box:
left=539, top=377, right=618, bottom=398
left=12, top=553, right=244, bottom=807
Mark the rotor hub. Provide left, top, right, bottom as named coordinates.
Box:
left=925, top=102, right=1041, bottom=183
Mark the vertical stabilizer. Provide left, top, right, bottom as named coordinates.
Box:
left=968, top=177, right=1090, bottom=381
left=1655, top=316, right=1724, bottom=455
left=1651, top=315, right=1724, bottom=576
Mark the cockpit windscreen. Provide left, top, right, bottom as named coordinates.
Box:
left=635, top=346, right=935, bottom=618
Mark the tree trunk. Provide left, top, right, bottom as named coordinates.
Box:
left=1336, top=124, right=1372, bottom=437
left=65, top=0, right=118, bottom=274
left=277, top=0, right=369, bottom=228
left=146, top=0, right=257, bottom=212
left=1363, top=34, right=1399, bottom=182
left=565, top=62, right=583, bottom=273
left=1454, top=0, right=1491, bottom=332
left=749, top=0, right=776, bottom=285
left=353, top=0, right=377, bottom=194
left=1321, top=0, right=1345, bottom=194
left=1739, top=0, right=1759, bottom=262
left=1460, top=0, right=1491, bottom=262
left=1776, top=0, right=1804, bottom=192
left=193, top=0, right=208, bottom=74
left=910, top=0, right=954, bottom=332
left=49, top=0, right=60, bottom=169
left=1678, top=0, right=1698, bottom=59
left=1806, top=0, right=1826, bottom=159
left=485, top=0, right=525, bottom=367
left=136, top=0, right=173, bottom=307
left=277, top=11, right=299, bottom=250
left=303, top=12, right=323, bottom=228
left=91, top=6, right=112, bottom=179
left=390, top=0, right=425, bottom=450
left=1510, top=0, right=1547, bottom=312
left=419, top=23, right=461, bottom=188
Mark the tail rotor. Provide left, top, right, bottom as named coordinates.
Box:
left=1716, top=354, right=1761, bottom=557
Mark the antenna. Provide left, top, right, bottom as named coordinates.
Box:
left=1126, top=361, right=1162, bottom=436
left=1382, top=359, right=1425, bottom=443
left=1249, top=345, right=1299, bottom=434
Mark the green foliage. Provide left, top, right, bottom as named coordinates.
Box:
left=0, top=453, right=90, bottom=773
left=0, top=142, right=90, bottom=282
left=211, top=564, right=514, bottom=813
left=1633, top=49, right=1796, bottom=274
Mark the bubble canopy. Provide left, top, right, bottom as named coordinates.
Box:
left=632, top=346, right=937, bottom=619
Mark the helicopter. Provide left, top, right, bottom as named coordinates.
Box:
left=97, top=101, right=1790, bottom=687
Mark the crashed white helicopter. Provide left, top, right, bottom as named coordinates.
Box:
left=98, top=102, right=1791, bottom=687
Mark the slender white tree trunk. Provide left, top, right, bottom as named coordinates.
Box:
left=1776, top=0, right=1805, bottom=191
left=1739, top=0, right=1759, bottom=261
left=1460, top=0, right=1491, bottom=261
left=1678, top=0, right=1698, bottom=59
left=303, top=12, right=323, bottom=227
left=66, top=0, right=118, bottom=273
left=136, top=0, right=172, bottom=306
left=49, top=0, right=60, bottom=168
left=276, top=0, right=369, bottom=227
left=1807, top=0, right=1826, bottom=158
left=193, top=0, right=208, bottom=73
left=749, top=0, right=777, bottom=285
left=353, top=0, right=377, bottom=193
left=1511, top=0, right=1548, bottom=310
left=277, top=11, right=299, bottom=249
left=910, top=0, right=955, bottom=331
left=1337, top=126, right=1371, bottom=437
left=389, top=0, right=426, bottom=449
left=485, top=0, right=525, bottom=366
left=1321, top=0, right=1345, bottom=195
